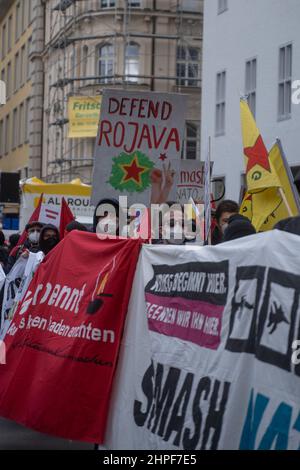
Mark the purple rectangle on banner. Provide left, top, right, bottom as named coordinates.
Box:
left=145, top=292, right=224, bottom=350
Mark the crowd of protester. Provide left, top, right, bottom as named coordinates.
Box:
left=0, top=196, right=299, bottom=277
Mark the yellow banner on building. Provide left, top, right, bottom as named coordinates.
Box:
left=68, top=96, right=101, bottom=138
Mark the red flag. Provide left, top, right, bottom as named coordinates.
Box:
left=10, top=194, right=44, bottom=257
left=59, top=197, right=75, bottom=239
left=0, top=232, right=141, bottom=443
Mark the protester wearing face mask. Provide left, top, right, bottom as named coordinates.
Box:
left=4, top=221, right=44, bottom=274
left=93, top=198, right=123, bottom=237
left=39, top=224, right=60, bottom=255
left=27, top=223, right=43, bottom=247
left=161, top=207, right=187, bottom=245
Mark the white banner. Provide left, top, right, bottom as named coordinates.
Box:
left=104, top=230, right=300, bottom=450
left=0, top=252, right=44, bottom=339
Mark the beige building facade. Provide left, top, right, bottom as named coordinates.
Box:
left=42, top=0, right=203, bottom=184
left=0, top=0, right=44, bottom=179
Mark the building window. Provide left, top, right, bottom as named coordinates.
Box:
left=82, top=45, right=88, bottom=76
left=176, top=45, right=200, bottom=87
left=128, top=1, right=141, bottom=7
left=179, top=0, right=202, bottom=12
left=1, top=24, right=6, bottom=59
left=278, top=43, right=292, bottom=120
left=20, top=45, right=26, bottom=86
left=28, top=0, right=33, bottom=25
left=245, top=58, right=257, bottom=117
left=215, top=71, right=226, bottom=136
left=25, top=98, right=30, bottom=142
left=101, top=0, right=115, bottom=7
left=125, top=42, right=140, bottom=82
left=0, top=120, right=3, bottom=157
left=27, top=37, right=32, bottom=79
left=183, top=122, right=199, bottom=160
left=13, top=108, right=18, bottom=149
left=218, top=0, right=228, bottom=14
left=98, top=43, right=114, bottom=83
left=5, top=114, right=10, bottom=154
left=19, top=102, right=25, bottom=145
left=70, top=51, right=76, bottom=78
left=14, top=52, right=20, bottom=91
left=16, top=2, right=21, bottom=40
left=7, top=15, right=12, bottom=51
left=7, top=62, right=11, bottom=97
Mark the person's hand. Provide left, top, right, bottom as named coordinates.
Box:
left=21, top=249, right=30, bottom=259
left=150, top=168, right=163, bottom=204
left=150, top=168, right=163, bottom=185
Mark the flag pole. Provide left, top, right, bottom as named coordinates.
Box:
left=204, top=137, right=212, bottom=244
left=276, top=138, right=300, bottom=214
left=278, top=187, right=293, bottom=217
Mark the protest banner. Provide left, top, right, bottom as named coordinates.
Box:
left=103, top=230, right=300, bottom=450
left=0, top=256, right=28, bottom=330
left=0, top=252, right=44, bottom=340
left=91, top=89, right=187, bottom=206
left=68, top=96, right=101, bottom=138
left=0, top=232, right=141, bottom=443
left=176, top=160, right=212, bottom=204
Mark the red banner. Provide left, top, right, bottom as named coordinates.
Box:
left=0, top=231, right=141, bottom=443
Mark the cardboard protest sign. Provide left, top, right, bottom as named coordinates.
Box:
left=91, top=89, right=187, bottom=206
left=176, top=160, right=214, bottom=204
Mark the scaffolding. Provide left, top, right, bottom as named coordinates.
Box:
left=43, top=0, right=203, bottom=183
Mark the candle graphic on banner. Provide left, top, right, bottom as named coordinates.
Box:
left=86, top=256, right=116, bottom=314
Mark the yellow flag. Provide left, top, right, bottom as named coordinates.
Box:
left=240, top=99, right=281, bottom=192
left=240, top=140, right=300, bottom=231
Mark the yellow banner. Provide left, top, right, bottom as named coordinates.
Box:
left=68, top=96, right=101, bottom=138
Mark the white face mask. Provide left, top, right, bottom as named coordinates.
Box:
left=28, top=231, right=40, bottom=244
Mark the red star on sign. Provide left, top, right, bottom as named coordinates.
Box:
left=120, top=154, right=147, bottom=186
left=244, top=135, right=271, bottom=173
left=159, top=153, right=167, bottom=161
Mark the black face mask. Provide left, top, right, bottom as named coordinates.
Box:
left=40, top=236, right=59, bottom=254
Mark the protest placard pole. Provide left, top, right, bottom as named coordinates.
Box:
left=278, top=187, right=293, bottom=217
left=204, top=137, right=212, bottom=244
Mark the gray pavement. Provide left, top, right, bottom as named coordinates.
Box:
left=0, top=417, right=93, bottom=450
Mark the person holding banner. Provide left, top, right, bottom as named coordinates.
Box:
left=5, top=221, right=44, bottom=274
